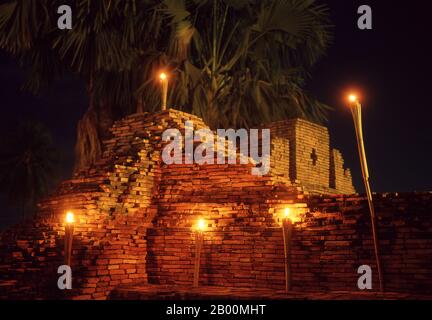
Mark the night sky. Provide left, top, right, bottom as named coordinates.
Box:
left=307, top=0, right=432, bottom=193
left=0, top=1, right=431, bottom=226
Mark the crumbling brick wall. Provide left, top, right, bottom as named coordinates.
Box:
left=330, top=149, right=356, bottom=194
left=289, top=119, right=331, bottom=191
left=0, top=110, right=207, bottom=299
left=1, top=110, right=428, bottom=300
left=269, top=119, right=355, bottom=194
left=0, top=109, right=300, bottom=299
left=0, top=111, right=171, bottom=299
left=269, top=136, right=290, bottom=184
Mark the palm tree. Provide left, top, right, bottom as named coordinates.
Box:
left=52, top=0, right=144, bottom=171
left=0, top=0, right=333, bottom=169
left=0, top=0, right=147, bottom=171
left=0, top=121, right=60, bottom=220
left=154, top=0, right=332, bottom=128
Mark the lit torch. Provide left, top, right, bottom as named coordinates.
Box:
left=347, top=93, right=384, bottom=291
left=64, top=211, right=75, bottom=267
left=159, top=72, right=168, bottom=111
left=193, top=218, right=206, bottom=288
left=282, top=208, right=294, bottom=292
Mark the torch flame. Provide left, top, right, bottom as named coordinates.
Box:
left=284, top=208, right=291, bottom=219
left=348, top=94, right=358, bottom=103
left=283, top=207, right=300, bottom=223
left=196, top=218, right=206, bottom=232
left=66, top=211, right=75, bottom=224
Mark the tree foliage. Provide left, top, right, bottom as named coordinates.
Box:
left=0, top=0, right=333, bottom=174
left=0, top=121, right=60, bottom=217
left=0, top=0, right=332, bottom=128
left=157, top=0, right=333, bottom=128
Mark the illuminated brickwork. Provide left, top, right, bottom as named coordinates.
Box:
left=269, top=118, right=355, bottom=194
left=330, top=149, right=356, bottom=194
left=0, top=110, right=430, bottom=300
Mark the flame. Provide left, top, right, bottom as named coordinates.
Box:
left=284, top=208, right=291, bottom=219
left=348, top=94, right=358, bottom=103
left=65, top=211, right=75, bottom=224
left=196, top=218, right=206, bottom=232
left=159, top=72, right=167, bottom=81
left=283, top=207, right=300, bottom=223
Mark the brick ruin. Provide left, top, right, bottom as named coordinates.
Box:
left=0, top=109, right=431, bottom=299
left=268, top=118, right=355, bottom=194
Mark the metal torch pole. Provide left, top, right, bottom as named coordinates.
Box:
left=64, top=224, right=74, bottom=266
left=282, top=219, right=293, bottom=292
left=193, top=231, right=203, bottom=288
left=350, top=101, right=384, bottom=291
left=161, top=78, right=168, bottom=111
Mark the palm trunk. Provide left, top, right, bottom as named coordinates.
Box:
left=136, top=97, right=144, bottom=114
left=74, top=77, right=102, bottom=173
left=136, top=64, right=147, bottom=114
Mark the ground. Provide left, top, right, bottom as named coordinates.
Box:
left=110, top=283, right=432, bottom=300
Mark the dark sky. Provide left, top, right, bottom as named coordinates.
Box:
left=0, top=1, right=431, bottom=227
left=308, top=0, right=432, bottom=193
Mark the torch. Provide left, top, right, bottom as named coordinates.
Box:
left=159, top=72, right=168, bottom=111
left=193, top=219, right=206, bottom=288
left=282, top=208, right=294, bottom=292
left=348, top=94, right=384, bottom=291
left=64, top=211, right=75, bottom=266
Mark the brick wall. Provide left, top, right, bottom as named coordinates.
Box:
left=0, top=111, right=172, bottom=299
left=306, top=193, right=432, bottom=292
left=0, top=109, right=301, bottom=299
left=269, top=136, right=290, bottom=183
left=0, top=110, right=429, bottom=300
left=330, top=149, right=356, bottom=194
left=290, top=119, right=331, bottom=191
left=147, top=193, right=432, bottom=293
left=0, top=110, right=209, bottom=299
left=269, top=119, right=355, bottom=194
